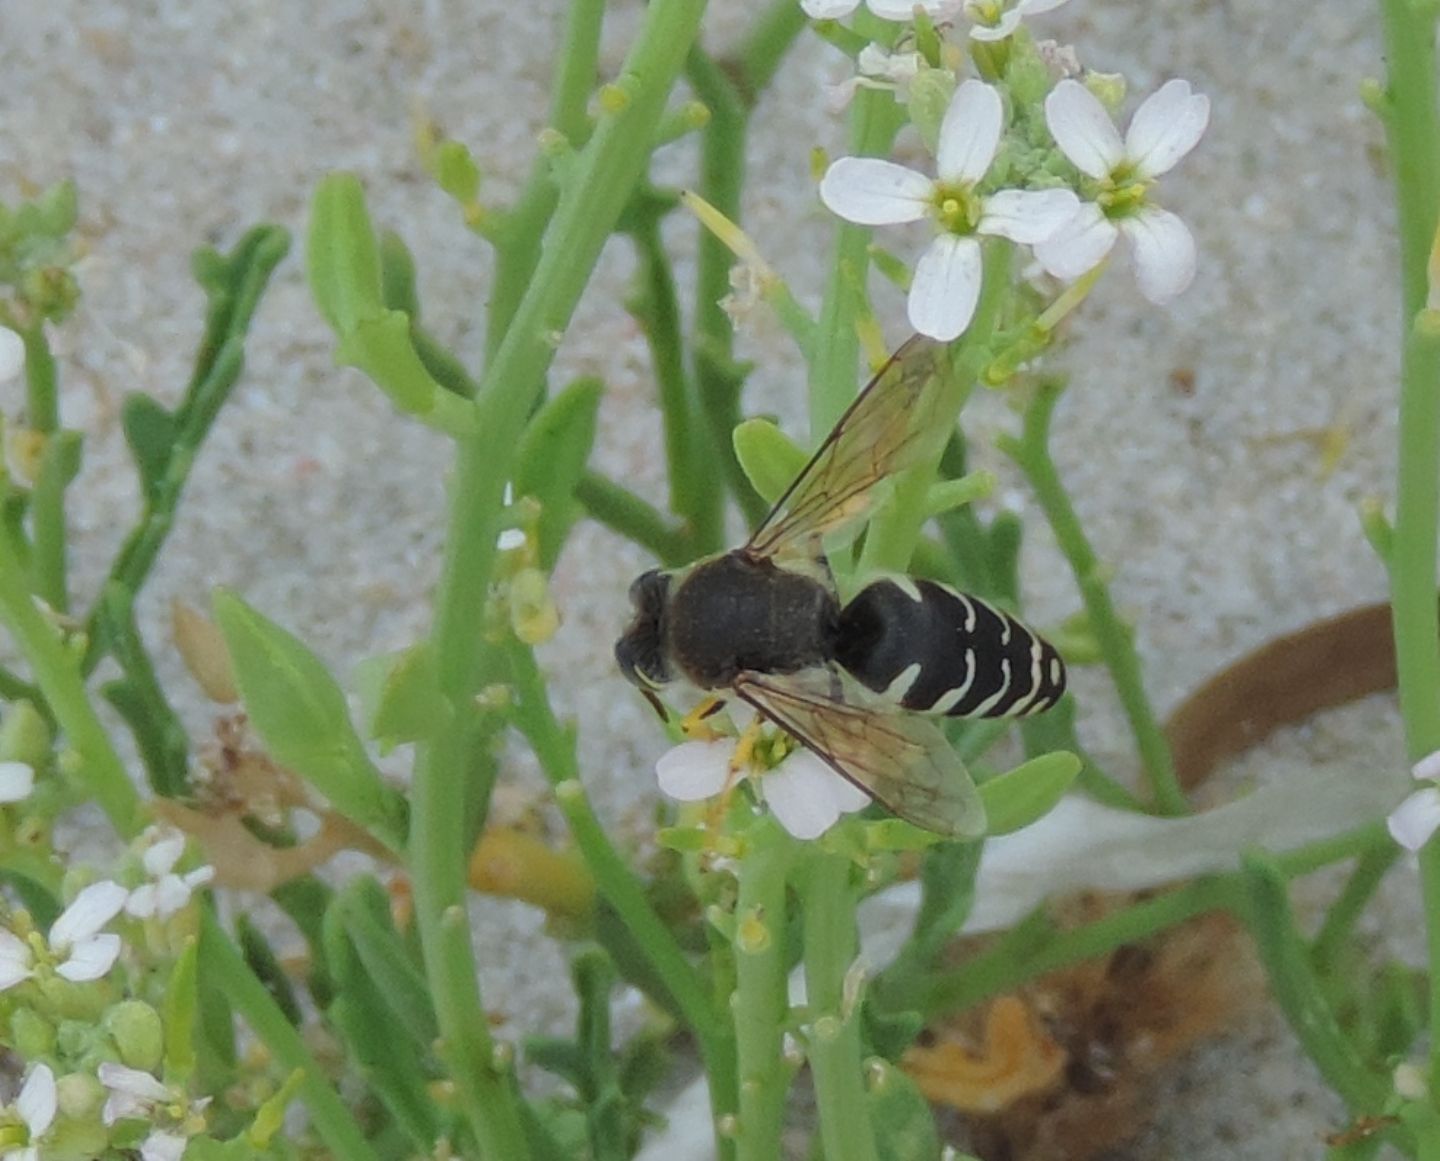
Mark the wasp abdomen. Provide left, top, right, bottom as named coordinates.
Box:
left=835, top=578, right=1065, bottom=717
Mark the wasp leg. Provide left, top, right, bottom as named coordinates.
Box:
left=679, top=695, right=727, bottom=740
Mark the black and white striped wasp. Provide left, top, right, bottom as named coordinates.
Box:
left=615, top=335, right=1066, bottom=838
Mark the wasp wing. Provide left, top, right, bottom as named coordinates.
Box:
left=734, top=666, right=985, bottom=839
left=743, top=335, right=952, bottom=568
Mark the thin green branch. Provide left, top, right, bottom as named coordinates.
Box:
left=409, top=6, right=709, bottom=1157
left=685, top=48, right=767, bottom=534
left=731, top=0, right=809, bottom=101
left=0, top=524, right=141, bottom=831
left=802, top=854, right=877, bottom=1161
left=1312, top=844, right=1401, bottom=975
left=1240, top=854, right=1392, bottom=1116
left=1000, top=386, right=1187, bottom=816
left=629, top=211, right=721, bottom=550
left=733, top=821, right=793, bottom=1161
left=575, top=471, right=692, bottom=565
left=199, top=913, right=382, bottom=1161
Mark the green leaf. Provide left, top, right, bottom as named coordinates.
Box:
left=212, top=588, right=407, bottom=850
left=513, top=377, right=603, bottom=570
left=733, top=417, right=807, bottom=505
left=378, top=230, right=421, bottom=318
left=307, top=173, right=385, bottom=334
left=352, top=643, right=450, bottom=754
left=864, top=1058, right=941, bottom=1161
left=324, top=892, right=441, bottom=1151
left=331, top=878, right=437, bottom=1046
left=164, top=940, right=200, bottom=1082
left=121, top=396, right=176, bottom=496
left=979, top=750, right=1080, bottom=836
left=335, top=309, right=446, bottom=415
left=434, top=139, right=482, bottom=204
left=238, top=913, right=302, bottom=1026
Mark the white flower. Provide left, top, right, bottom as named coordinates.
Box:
left=49, top=880, right=127, bottom=980
left=655, top=738, right=871, bottom=840
left=99, top=1062, right=206, bottom=1161
left=964, top=0, right=1071, bottom=41
left=0, top=880, right=128, bottom=991
left=828, top=45, right=926, bottom=113
left=0, top=762, right=34, bottom=804
left=820, top=80, right=1080, bottom=340
left=802, top=0, right=961, bottom=21
left=10, top=884, right=126, bottom=987
left=1037, top=78, right=1210, bottom=303
left=100, top=1062, right=172, bottom=1125
left=1388, top=751, right=1440, bottom=851
left=126, top=827, right=215, bottom=920
left=0, top=328, right=23, bottom=387
left=0, top=1064, right=56, bottom=1161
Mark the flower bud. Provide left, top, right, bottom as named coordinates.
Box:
left=106, top=1000, right=164, bottom=1072
left=10, top=1007, right=56, bottom=1058
left=0, top=701, right=52, bottom=768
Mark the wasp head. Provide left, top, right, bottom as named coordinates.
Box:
left=615, top=570, right=674, bottom=694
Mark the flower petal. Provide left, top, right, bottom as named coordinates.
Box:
left=0, top=930, right=33, bottom=990
left=1033, top=202, right=1117, bottom=280
left=1121, top=207, right=1197, bottom=303
left=1125, top=79, right=1210, bottom=179
left=967, top=9, right=1024, bottom=41
left=1391, top=787, right=1440, bottom=851
left=50, top=880, right=127, bottom=949
left=142, top=828, right=187, bottom=877
left=801, top=0, right=860, bottom=16
left=99, top=1063, right=171, bottom=1127
left=16, top=1065, right=56, bottom=1137
left=936, top=80, right=1003, bottom=184
left=908, top=234, right=982, bottom=341
left=1413, top=751, right=1440, bottom=783
left=57, top=932, right=121, bottom=981
left=0, top=327, right=24, bottom=386
left=141, top=1132, right=190, bottom=1161
left=0, top=761, right=34, bottom=804
left=867, top=0, right=962, bottom=18
left=656, top=739, right=734, bottom=802
left=978, top=187, right=1080, bottom=244
left=1045, top=80, right=1123, bottom=180
left=125, top=884, right=158, bottom=919
left=763, top=756, right=844, bottom=840
left=819, top=158, right=933, bottom=226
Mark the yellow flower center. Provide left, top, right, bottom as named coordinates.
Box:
left=933, top=183, right=983, bottom=234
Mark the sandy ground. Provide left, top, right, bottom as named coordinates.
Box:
left=0, top=0, right=1417, bottom=1155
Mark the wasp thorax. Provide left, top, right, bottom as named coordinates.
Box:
left=615, top=569, right=674, bottom=689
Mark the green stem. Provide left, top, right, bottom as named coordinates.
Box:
left=802, top=853, right=877, bottom=1161
left=630, top=212, right=720, bottom=549
left=409, top=7, right=708, bottom=1157
left=1381, top=0, right=1440, bottom=1104
left=199, top=913, right=381, bottom=1161
left=733, top=822, right=793, bottom=1161
left=810, top=91, right=903, bottom=435
left=858, top=246, right=1009, bottom=576
left=574, top=471, right=691, bottom=565
left=1241, top=853, right=1392, bottom=1115
left=731, top=0, right=809, bottom=99
left=1001, top=386, right=1187, bottom=816
left=686, top=48, right=767, bottom=534
left=20, top=321, right=58, bottom=434
left=506, top=644, right=723, bottom=1051
left=0, top=527, right=141, bottom=831
left=1312, top=843, right=1401, bottom=975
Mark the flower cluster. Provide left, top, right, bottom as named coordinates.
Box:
left=812, top=1, right=1209, bottom=341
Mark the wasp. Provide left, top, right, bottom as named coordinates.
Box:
left=615, top=335, right=1066, bottom=837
